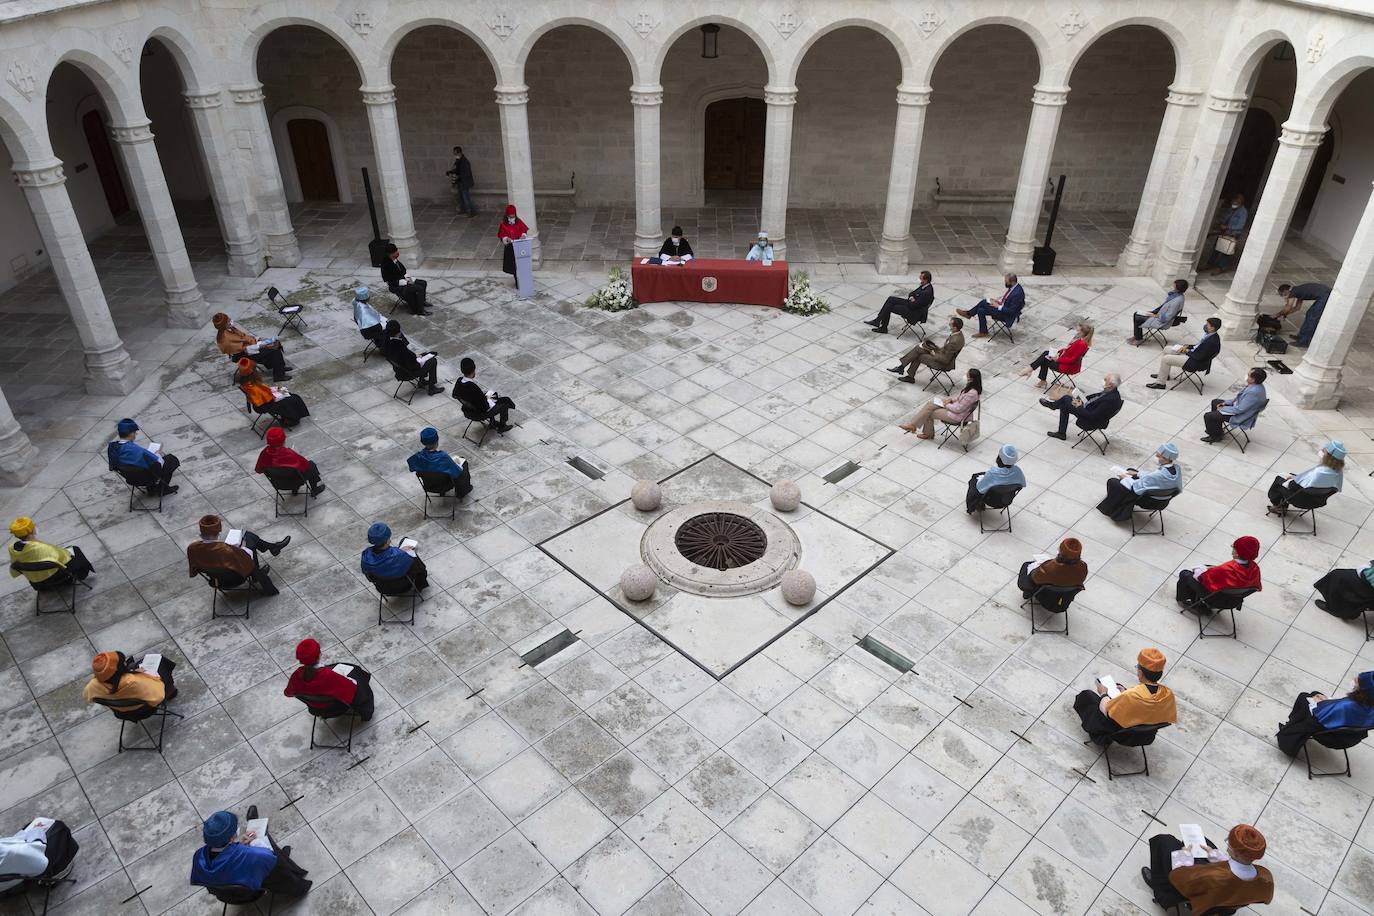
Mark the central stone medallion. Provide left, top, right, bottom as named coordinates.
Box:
left=642, top=499, right=800, bottom=597
left=674, top=512, right=767, bottom=570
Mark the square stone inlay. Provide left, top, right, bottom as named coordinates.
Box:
left=538, top=455, right=892, bottom=677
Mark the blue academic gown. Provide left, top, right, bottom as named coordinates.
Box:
left=976, top=465, right=1026, bottom=494
left=1315, top=696, right=1374, bottom=729
left=107, top=439, right=161, bottom=471
left=191, top=844, right=277, bottom=891
left=407, top=448, right=466, bottom=484
left=1123, top=462, right=1182, bottom=494
left=361, top=545, right=415, bottom=580
left=1293, top=465, right=1342, bottom=492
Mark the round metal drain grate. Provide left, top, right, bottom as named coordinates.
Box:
left=674, top=512, right=768, bottom=570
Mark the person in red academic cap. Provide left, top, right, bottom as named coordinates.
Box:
left=255, top=428, right=326, bottom=498
left=1142, top=824, right=1274, bottom=911
left=283, top=638, right=374, bottom=721
left=1175, top=535, right=1262, bottom=607
left=497, top=204, right=529, bottom=283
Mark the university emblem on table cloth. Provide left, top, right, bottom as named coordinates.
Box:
left=701, top=277, right=718, bottom=292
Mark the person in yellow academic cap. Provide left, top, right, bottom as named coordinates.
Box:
left=6, top=517, right=93, bottom=585
left=1073, top=647, right=1178, bottom=745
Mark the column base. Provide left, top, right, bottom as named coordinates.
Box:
left=84, top=345, right=137, bottom=395
left=875, top=237, right=909, bottom=276
left=771, top=239, right=787, bottom=262
left=393, top=234, right=424, bottom=267
left=1151, top=246, right=1197, bottom=286
left=166, top=287, right=209, bottom=329
left=0, top=426, right=40, bottom=485
left=633, top=234, right=661, bottom=258
left=1219, top=290, right=1260, bottom=337
left=998, top=238, right=1034, bottom=274
left=225, top=241, right=266, bottom=278
left=1117, top=237, right=1151, bottom=275
left=1293, top=360, right=1343, bottom=409
left=264, top=232, right=302, bottom=269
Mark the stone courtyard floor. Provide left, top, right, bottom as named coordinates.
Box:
left=3, top=246, right=1374, bottom=916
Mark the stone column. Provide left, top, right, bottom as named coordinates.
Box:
left=229, top=83, right=301, bottom=267
left=1118, top=86, right=1201, bottom=274
left=495, top=84, right=540, bottom=266
left=1293, top=181, right=1374, bottom=409
left=1219, top=124, right=1326, bottom=335
left=1151, top=92, right=1249, bottom=284
left=361, top=85, right=422, bottom=265
left=999, top=85, right=1069, bottom=273
left=0, top=385, right=39, bottom=486
left=760, top=85, right=798, bottom=260
left=184, top=89, right=264, bottom=278
left=631, top=84, right=664, bottom=258
left=109, top=119, right=207, bottom=327
left=13, top=159, right=136, bottom=395
left=876, top=85, right=932, bottom=275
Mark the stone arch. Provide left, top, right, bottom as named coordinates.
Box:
left=515, top=17, right=643, bottom=86
left=240, top=14, right=369, bottom=86
left=1066, top=19, right=1186, bottom=88
left=784, top=18, right=914, bottom=85
left=0, top=95, right=44, bottom=163
left=379, top=19, right=502, bottom=84
left=1293, top=52, right=1374, bottom=128
left=649, top=15, right=779, bottom=86
left=1211, top=29, right=1301, bottom=101
left=922, top=16, right=1050, bottom=87
left=40, top=39, right=144, bottom=127
left=138, top=22, right=215, bottom=94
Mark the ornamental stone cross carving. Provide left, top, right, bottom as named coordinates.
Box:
left=349, top=11, right=374, bottom=38
left=489, top=11, right=515, bottom=40
left=629, top=12, right=657, bottom=37
left=1306, top=33, right=1326, bottom=64
left=110, top=30, right=134, bottom=65
left=1059, top=9, right=1086, bottom=40
left=775, top=11, right=800, bottom=38
left=5, top=60, right=37, bottom=100
left=916, top=9, right=943, bottom=38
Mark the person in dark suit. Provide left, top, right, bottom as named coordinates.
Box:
left=658, top=227, right=694, bottom=263
left=1042, top=372, right=1122, bottom=440
left=1146, top=317, right=1221, bottom=388
left=445, top=146, right=476, bottom=217
left=380, top=244, right=429, bottom=315
left=866, top=271, right=934, bottom=334
left=452, top=357, right=514, bottom=431
left=957, top=273, right=1025, bottom=337
left=382, top=320, right=442, bottom=395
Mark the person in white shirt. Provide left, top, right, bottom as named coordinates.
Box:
left=745, top=232, right=774, bottom=262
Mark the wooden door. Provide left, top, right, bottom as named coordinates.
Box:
left=287, top=118, right=339, bottom=201
left=703, top=98, right=766, bottom=190
left=81, top=109, right=129, bottom=217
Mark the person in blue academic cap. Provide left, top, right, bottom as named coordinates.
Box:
left=966, top=443, right=1026, bottom=513
left=352, top=287, right=385, bottom=344
left=1276, top=670, right=1374, bottom=757
left=1267, top=440, right=1344, bottom=514
left=360, top=522, right=428, bottom=589
left=190, top=808, right=311, bottom=897
left=1097, top=443, right=1184, bottom=522
left=106, top=418, right=180, bottom=495
left=406, top=427, right=472, bottom=498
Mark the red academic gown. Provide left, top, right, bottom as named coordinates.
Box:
left=1199, top=559, right=1262, bottom=592
left=255, top=445, right=311, bottom=473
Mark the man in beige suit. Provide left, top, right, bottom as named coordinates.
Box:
left=891, top=316, right=965, bottom=383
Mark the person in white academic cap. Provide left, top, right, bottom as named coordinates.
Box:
left=966, top=443, right=1025, bottom=513
left=745, top=231, right=774, bottom=262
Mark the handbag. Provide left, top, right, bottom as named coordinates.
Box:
left=957, top=419, right=980, bottom=447
left=1215, top=236, right=1237, bottom=256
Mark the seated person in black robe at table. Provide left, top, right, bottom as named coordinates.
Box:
left=452, top=357, right=514, bottom=432
left=658, top=226, right=694, bottom=263
left=1314, top=563, right=1374, bottom=619
left=381, top=320, right=442, bottom=395
left=380, top=243, right=428, bottom=315
left=865, top=271, right=934, bottom=334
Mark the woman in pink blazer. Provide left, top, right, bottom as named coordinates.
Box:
left=900, top=369, right=982, bottom=439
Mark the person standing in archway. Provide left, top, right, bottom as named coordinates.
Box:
left=498, top=204, right=529, bottom=284
left=1204, top=193, right=1249, bottom=275
left=445, top=146, right=477, bottom=217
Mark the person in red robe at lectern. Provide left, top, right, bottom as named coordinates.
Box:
left=283, top=638, right=374, bottom=720
left=254, top=427, right=325, bottom=498
left=497, top=204, right=529, bottom=283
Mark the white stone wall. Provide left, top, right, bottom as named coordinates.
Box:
left=1303, top=68, right=1374, bottom=259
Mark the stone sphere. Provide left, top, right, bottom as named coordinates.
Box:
left=631, top=480, right=662, bottom=511
left=771, top=479, right=801, bottom=512
left=620, top=564, right=657, bottom=601
left=780, top=569, right=816, bottom=606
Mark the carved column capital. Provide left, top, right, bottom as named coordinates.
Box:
left=494, top=84, right=530, bottom=105
left=630, top=84, right=663, bottom=106
left=360, top=85, right=397, bottom=106
left=12, top=158, right=66, bottom=188
left=1031, top=85, right=1070, bottom=107
left=1278, top=125, right=1327, bottom=149
left=764, top=86, right=798, bottom=106
left=229, top=83, right=266, bottom=105
left=184, top=89, right=224, bottom=110
left=1207, top=93, right=1248, bottom=114
left=110, top=120, right=155, bottom=145
left=895, top=85, right=932, bottom=107
left=1164, top=86, right=1202, bottom=107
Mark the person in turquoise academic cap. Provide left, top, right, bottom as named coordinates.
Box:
left=966, top=443, right=1025, bottom=513
left=189, top=808, right=311, bottom=897
left=405, top=427, right=472, bottom=498
left=106, top=418, right=180, bottom=495
left=352, top=286, right=385, bottom=344
left=1267, top=440, right=1344, bottom=514
left=359, top=522, right=428, bottom=589
left=1096, top=443, right=1183, bottom=522
left=1276, top=670, right=1374, bottom=756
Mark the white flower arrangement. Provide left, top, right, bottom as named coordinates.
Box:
left=783, top=271, right=831, bottom=316
left=586, top=267, right=639, bottom=312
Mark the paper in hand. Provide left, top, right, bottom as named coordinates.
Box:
left=1097, top=675, right=1121, bottom=699
left=245, top=818, right=271, bottom=849
left=1179, top=824, right=1208, bottom=857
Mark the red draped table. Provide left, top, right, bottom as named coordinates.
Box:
left=631, top=258, right=789, bottom=308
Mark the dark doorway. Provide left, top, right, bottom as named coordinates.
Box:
left=1221, top=108, right=1278, bottom=209
left=287, top=118, right=339, bottom=201
left=704, top=97, right=765, bottom=190
left=1292, top=129, right=1335, bottom=229
left=81, top=109, right=129, bottom=217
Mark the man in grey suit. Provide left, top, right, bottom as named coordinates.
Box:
left=890, top=316, right=965, bottom=383
left=1201, top=367, right=1266, bottom=443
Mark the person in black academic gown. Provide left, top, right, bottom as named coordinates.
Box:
left=658, top=226, right=694, bottom=262
left=380, top=244, right=428, bottom=315
left=382, top=320, right=442, bottom=395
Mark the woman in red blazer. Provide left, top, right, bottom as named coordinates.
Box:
left=1022, top=322, right=1093, bottom=388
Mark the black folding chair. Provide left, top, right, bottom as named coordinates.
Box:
left=90, top=696, right=183, bottom=753
left=1220, top=399, right=1268, bottom=454
left=1276, top=486, right=1338, bottom=536
left=987, top=310, right=1021, bottom=343
left=1131, top=489, right=1177, bottom=536
left=366, top=569, right=422, bottom=625
left=12, top=561, right=90, bottom=615
left=1025, top=583, right=1083, bottom=635
left=461, top=403, right=499, bottom=446
left=201, top=883, right=272, bottom=916
left=1299, top=726, right=1367, bottom=779
left=1097, top=722, right=1171, bottom=779
left=1180, top=585, right=1258, bottom=639
left=267, top=286, right=306, bottom=336
left=1070, top=399, right=1123, bottom=456
left=388, top=359, right=425, bottom=405
left=936, top=400, right=979, bottom=452
left=239, top=386, right=284, bottom=439
left=198, top=568, right=255, bottom=619
left=896, top=313, right=927, bottom=342
left=1047, top=367, right=1079, bottom=390
left=976, top=484, right=1023, bottom=533
left=416, top=471, right=460, bottom=519
left=1169, top=362, right=1211, bottom=395
left=115, top=464, right=166, bottom=512
left=294, top=694, right=359, bottom=752
left=262, top=467, right=309, bottom=518
left=1142, top=312, right=1186, bottom=349
left=921, top=365, right=955, bottom=396
left=0, top=864, right=77, bottom=916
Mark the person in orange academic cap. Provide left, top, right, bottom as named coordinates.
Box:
left=1073, top=647, right=1177, bottom=746
left=82, top=650, right=177, bottom=711
left=1142, top=824, right=1274, bottom=911
left=1176, top=535, right=1262, bottom=607
left=236, top=358, right=310, bottom=428
left=212, top=312, right=291, bottom=381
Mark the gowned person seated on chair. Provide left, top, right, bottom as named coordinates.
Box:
left=256, top=427, right=325, bottom=498
left=1096, top=443, right=1183, bottom=522
left=452, top=357, right=515, bottom=431
left=407, top=427, right=473, bottom=497
left=107, top=417, right=179, bottom=496
left=1042, top=372, right=1121, bottom=441
left=899, top=369, right=980, bottom=440
left=966, top=444, right=1025, bottom=514
left=1201, top=367, right=1266, bottom=444
left=1177, top=536, right=1262, bottom=608
left=1073, top=648, right=1177, bottom=747
left=956, top=272, right=1024, bottom=338
left=213, top=312, right=291, bottom=381
left=1146, top=316, right=1220, bottom=389
left=1141, top=824, right=1273, bottom=913
left=382, top=319, right=442, bottom=396
left=361, top=522, right=428, bottom=590
left=188, top=515, right=290, bottom=597
left=380, top=242, right=428, bottom=315
left=1268, top=439, right=1343, bottom=515
left=353, top=287, right=385, bottom=344
left=83, top=650, right=177, bottom=711
left=237, top=358, right=310, bottom=428
left=865, top=270, right=933, bottom=334
left=891, top=316, right=963, bottom=384
left=1314, top=562, right=1374, bottom=620
left=8, top=516, right=93, bottom=586
left=0, top=816, right=79, bottom=895
left=1018, top=538, right=1087, bottom=598
left=1275, top=670, right=1374, bottom=757
left=191, top=809, right=311, bottom=899
left=283, top=637, right=375, bottom=721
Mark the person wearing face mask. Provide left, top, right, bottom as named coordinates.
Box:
left=1204, top=193, right=1249, bottom=274
left=866, top=271, right=934, bottom=334
left=498, top=204, right=530, bottom=283
left=745, top=232, right=773, bottom=262
left=1145, top=317, right=1221, bottom=389
left=444, top=145, right=477, bottom=217
left=380, top=243, right=429, bottom=315
left=1096, top=443, right=1183, bottom=521
left=890, top=315, right=964, bottom=383
left=658, top=226, right=694, bottom=263
left=1275, top=670, right=1374, bottom=757
left=1129, top=279, right=1187, bottom=346
left=898, top=368, right=981, bottom=439
left=1266, top=440, right=1344, bottom=514
left=956, top=273, right=1024, bottom=338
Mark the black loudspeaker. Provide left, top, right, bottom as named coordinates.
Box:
left=1032, top=246, right=1056, bottom=276
left=368, top=238, right=392, bottom=269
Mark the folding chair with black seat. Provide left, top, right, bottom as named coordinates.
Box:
left=1142, top=312, right=1186, bottom=349
left=896, top=314, right=927, bottom=342
left=0, top=867, right=78, bottom=916
left=90, top=696, right=183, bottom=753
left=243, top=392, right=283, bottom=439
left=1097, top=722, right=1171, bottom=779
left=1220, top=398, right=1268, bottom=454
left=294, top=694, right=359, bottom=752
left=1025, top=583, right=1083, bottom=635
left=388, top=359, right=425, bottom=405
left=1298, top=726, right=1368, bottom=779
left=461, top=402, right=500, bottom=445
left=1180, top=586, right=1258, bottom=639
left=416, top=471, right=459, bottom=520
left=987, top=311, right=1020, bottom=343
left=202, top=883, right=272, bottom=916
left=267, top=285, right=306, bottom=337
left=198, top=568, right=254, bottom=619
left=362, top=337, right=379, bottom=363
left=1275, top=485, right=1337, bottom=536
left=12, top=561, right=90, bottom=615
left=937, top=400, right=979, bottom=452
left=1047, top=366, right=1080, bottom=390
left=366, top=570, right=422, bottom=625
left=261, top=467, right=309, bottom=518
left=1169, top=362, right=1212, bottom=395
left=920, top=365, right=955, bottom=396
left=1131, top=489, right=1177, bottom=536
left=115, top=464, right=166, bottom=512
left=976, top=484, right=1023, bottom=533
